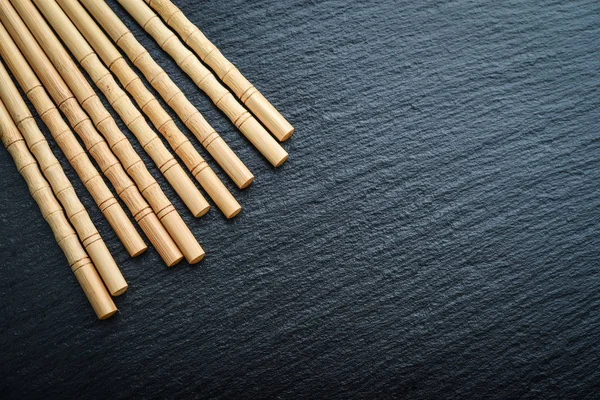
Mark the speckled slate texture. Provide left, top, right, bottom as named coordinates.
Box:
left=0, top=0, right=599, bottom=398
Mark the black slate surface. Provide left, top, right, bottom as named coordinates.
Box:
left=1, top=0, right=599, bottom=398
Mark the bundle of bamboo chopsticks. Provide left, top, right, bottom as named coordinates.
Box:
left=0, top=0, right=293, bottom=319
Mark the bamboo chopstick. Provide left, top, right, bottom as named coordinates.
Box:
left=56, top=0, right=241, bottom=219
left=79, top=0, right=255, bottom=189
left=1, top=0, right=296, bottom=319
left=0, top=46, right=147, bottom=258
left=0, top=60, right=128, bottom=296
left=116, top=0, right=288, bottom=168
left=27, top=0, right=209, bottom=219
left=144, top=0, right=294, bottom=142
left=0, top=18, right=184, bottom=267
left=4, top=0, right=204, bottom=264
left=0, top=98, right=117, bottom=319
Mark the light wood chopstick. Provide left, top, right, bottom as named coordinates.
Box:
left=4, top=0, right=204, bottom=264
left=0, top=18, right=184, bottom=267
left=0, top=60, right=128, bottom=296
left=0, top=57, right=147, bottom=259
left=53, top=0, right=241, bottom=219
left=0, top=98, right=117, bottom=319
left=26, top=0, right=209, bottom=219
left=144, top=0, right=294, bottom=142
left=79, top=0, right=255, bottom=189
left=116, top=0, right=288, bottom=167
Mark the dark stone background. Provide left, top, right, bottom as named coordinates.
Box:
left=1, top=0, right=599, bottom=398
